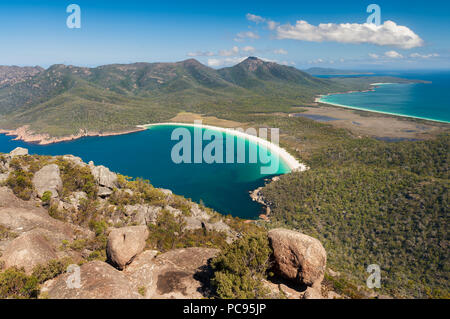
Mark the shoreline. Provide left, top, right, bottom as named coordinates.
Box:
left=315, top=83, right=450, bottom=124
left=0, top=125, right=146, bottom=145
left=138, top=122, right=308, bottom=172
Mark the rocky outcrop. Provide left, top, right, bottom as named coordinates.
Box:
left=41, top=261, right=143, bottom=299
left=40, top=247, right=219, bottom=299
left=0, top=150, right=286, bottom=299
left=0, top=65, right=43, bottom=87
left=32, top=164, right=63, bottom=198
left=268, top=228, right=326, bottom=287
left=1, top=228, right=58, bottom=273
left=124, top=204, right=161, bottom=225
left=0, top=173, right=7, bottom=183
left=65, top=191, right=88, bottom=209
left=89, top=163, right=118, bottom=190
left=106, top=226, right=149, bottom=269
left=303, top=286, right=323, bottom=299
left=9, top=147, right=28, bottom=157
left=0, top=186, right=94, bottom=267
left=125, top=247, right=219, bottom=299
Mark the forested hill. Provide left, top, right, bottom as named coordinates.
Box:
left=0, top=57, right=415, bottom=137
left=261, top=133, right=449, bottom=298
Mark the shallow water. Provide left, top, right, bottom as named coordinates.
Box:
left=319, top=71, right=450, bottom=123
left=0, top=125, right=290, bottom=219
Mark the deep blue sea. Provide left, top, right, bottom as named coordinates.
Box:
left=0, top=125, right=289, bottom=219
left=318, top=71, right=450, bottom=123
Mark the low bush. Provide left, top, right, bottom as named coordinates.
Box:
left=0, top=267, right=39, bottom=299
left=211, top=233, right=272, bottom=299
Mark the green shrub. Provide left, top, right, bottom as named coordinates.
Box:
left=6, top=169, right=34, bottom=200
left=0, top=225, right=18, bottom=240
left=32, top=259, right=72, bottom=284
left=41, top=191, right=52, bottom=204
left=89, top=220, right=108, bottom=237
left=47, top=202, right=65, bottom=221
left=211, top=233, right=272, bottom=299
left=57, top=159, right=97, bottom=198
left=0, top=267, right=39, bottom=299
left=170, top=195, right=192, bottom=216
left=147, top=210, right=185, bottom=251
left=129, top=178, right=167, bottom=206
left=147, top=210, right=228, bottom=252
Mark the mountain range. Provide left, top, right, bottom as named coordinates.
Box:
left=0, top=57, right=414, bottom=138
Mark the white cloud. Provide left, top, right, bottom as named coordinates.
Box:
left=234, top=31, right=260, bottom=42
left=369, top=53, right=380, bottom=59
left=187, top=51, right=215, bottom=57
left=242, top=46, right=256, bottom=53
left=219, top=46, right=240, bottom=57
left=267, top=20, right=279, bottom=30
left=188, top=46, right=259, bottom=58
left=207, top=57, right=247, bottom=67
left=276, top=20, right=423, bottom=49
left=247, top=13, right=278, bottom=30
left=206, top=58, right=222, bottom=67
left=308, top=58, right=325, bottom=64
left=410, top=53, right=439, bottom=59
left=384, top=50, right=403, bottom=58
left=274, top=48, right=288, bottom=55
left=246, top=13, right=265, bottom=24
left=280, top=61, right=296, bottom=66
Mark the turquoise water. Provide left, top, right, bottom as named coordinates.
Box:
left=0, top=125, right=290, bottom=219
left=319, top=71, right=450, bottom=123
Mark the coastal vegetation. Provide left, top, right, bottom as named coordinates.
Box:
left=211, top=233, right=272, bottom=299
left=0, top=58, right=421, bottom=138
left=0, top=58, right=448, bottom=299
left=261, top=133, right=449, bottom=298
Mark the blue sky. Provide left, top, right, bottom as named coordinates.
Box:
left=0, top=0, right=449, bottom=70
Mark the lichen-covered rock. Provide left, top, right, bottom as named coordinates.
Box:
left=303, top=286, right=323, bottom=299
left=90, top=164, right=118, bottom=189
left=0, top=186, right=92, bottom=237
left=124, top=204, right=161, bottom=225
left=32, top=164, right=63, bottom=198
left=65, top=191, right=88, bottom=208
left=41, top=261, right=143, bottom=299
left=0, top=228, right=58, bottom=273
left=98, top=186, right=113, bottom=198
left=10, top=147, right=28, bottom=157
left=106, top=226, right=149, bottom=269
left=125, top=247, right=219, bottom=299
left=0, top=173, right=8, bottom=183
left=268, top=228, right=326, bottom=287
left=62, top=155, right=85, bottom=167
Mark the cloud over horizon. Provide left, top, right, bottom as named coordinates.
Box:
left=276, top=20, right=423, bottom=49
left=234, top=31, right=260, bottom=42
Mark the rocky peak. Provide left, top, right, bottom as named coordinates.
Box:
left=237, top=56, right=269, bottom=71
left=0, top=66, right=43, bottom=88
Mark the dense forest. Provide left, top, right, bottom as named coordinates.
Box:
left=261, top=133, right=449, bottom=298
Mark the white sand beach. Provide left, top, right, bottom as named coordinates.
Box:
left=138, top=122, right=308, bottom=172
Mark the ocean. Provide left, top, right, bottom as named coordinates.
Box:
left=0, top=125, right=290, bottom=219
left=318, top=71, right=450, bottom=123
